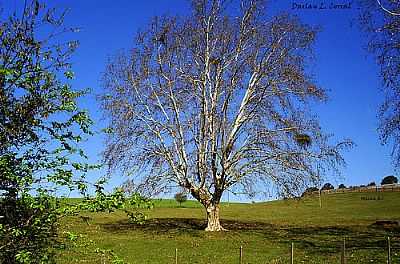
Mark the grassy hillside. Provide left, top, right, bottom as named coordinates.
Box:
left=58, top=192, right=400, bottom=263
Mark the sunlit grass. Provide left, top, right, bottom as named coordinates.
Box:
left=57, top=192, right=400, bottom=263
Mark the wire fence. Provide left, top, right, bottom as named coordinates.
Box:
left=319, top=184, right=400, bottom=195
left=171, top=236, right=398, bottom=264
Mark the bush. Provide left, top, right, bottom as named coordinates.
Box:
left=301, top=187, right=319, bottom=197
left=174, top=192, right=187, bottom=206
left=0, top=193, right=59, bottom=263
left=338, top=183, right=346, bottom=189
left=321, top=183, right=334, bottom=191
left=126, top=211, right=147, bottom=225
left=381, top=175, right=398, bottom=185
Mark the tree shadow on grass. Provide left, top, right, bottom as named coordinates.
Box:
left=100, top=217, right=399, bottom=255
left=266, top=225, right=399, bottom=256
left=100, top=217, right=276, bottom=233
left=101, top=217, right=205, bottom=232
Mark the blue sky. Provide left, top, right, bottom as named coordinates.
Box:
left=3, top=0, right=397, bottom=200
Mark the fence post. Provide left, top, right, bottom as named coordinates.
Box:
left=341, top=238, right=346, bottom=264
left=290, top=242, right=294, bottom=264
left=319, top=190, right=322, bottom=208
left=239, top=246, right=243, bottom=264
left=387, top=237, right=391, bottom=264
left=175, top=248, right=178, bottom=264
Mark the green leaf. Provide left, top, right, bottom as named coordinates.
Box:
left=64, top=70, right=74, bottom=79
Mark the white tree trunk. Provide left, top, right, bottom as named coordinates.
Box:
left=205, top=203, right=225, bottom=231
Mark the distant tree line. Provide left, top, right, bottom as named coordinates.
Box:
left=302, top=175, right=398, bottom=196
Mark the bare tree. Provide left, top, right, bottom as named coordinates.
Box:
left=359, top=0, right=400, bottom=167
left=376, top=0, right=400, bottom=16
left=101, top=0, right=351, bottom=231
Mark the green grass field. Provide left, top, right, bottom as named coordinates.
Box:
left=57, top=192, right=400, bottom=263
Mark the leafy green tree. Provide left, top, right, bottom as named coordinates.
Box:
left=0, top=1, right=150, bottom=263
left=0, top=1, right=94, bottom=262
left=338, top=183, right=346, bottom=189
left=381, top=175, right=398, bottom=185
left=174, top=192, right=188, bottom=207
